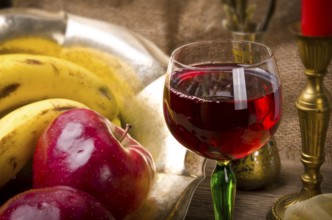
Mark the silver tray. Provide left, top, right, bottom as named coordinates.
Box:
left=0, top=8, right=206, bottom=220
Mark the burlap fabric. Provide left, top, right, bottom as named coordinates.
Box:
left=11, top=0, right=332, bottom=163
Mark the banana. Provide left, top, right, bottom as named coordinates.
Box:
left=60, top=46, right=142, bottom=111
left=0, top=54, right=119, bottom=120
left=0, top=37, right=142, bottom=113
left=0, top=98, right=89, bottom=188
left=0, top=36, right=62, bottom=57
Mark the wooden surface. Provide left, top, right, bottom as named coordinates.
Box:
left=185, top=159, right=332, bottom=220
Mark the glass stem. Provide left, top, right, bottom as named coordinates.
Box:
left=210, top=160, right=236, bottom=220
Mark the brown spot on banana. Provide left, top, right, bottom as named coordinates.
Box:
left=99, top=87, right=113, bottom=101
left=0, top=83, right=20, bottom=99
left=54, top=106, right=81, bottom=112
left=0, top=132, right=16, bottom=156
left=39, top=105, right=80, bottom=117
left=24, top=59, right=42, bottom=65
left=51, top=63, right=60, bottom=76
left=39, top=109, right=51, bottom=116
left=8, top=156, right=18, bottom=171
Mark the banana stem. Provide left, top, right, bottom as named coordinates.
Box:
left=210, top=160, right=236, bottom=220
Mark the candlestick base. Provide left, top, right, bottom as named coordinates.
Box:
left=266, top=194, right=296, bottom=220
left=266, top=190, right=321, bottom=220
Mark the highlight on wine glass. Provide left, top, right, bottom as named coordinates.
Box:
left=162, top=40, right=282, bottom=220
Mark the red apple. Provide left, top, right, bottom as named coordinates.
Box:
left=33, top=108, right=156, bottom=220
left=0, top=185, right=114, bottom=220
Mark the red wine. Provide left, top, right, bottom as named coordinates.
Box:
left=163, top=64, right=282, bottom=160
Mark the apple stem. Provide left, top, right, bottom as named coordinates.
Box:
left=119, top=124, right=132, bottom=143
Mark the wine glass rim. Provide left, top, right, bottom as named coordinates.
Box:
left=170, top=40, right=274, bottom=70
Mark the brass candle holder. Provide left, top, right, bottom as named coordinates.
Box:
left=267, top=24, right=332, bottom=220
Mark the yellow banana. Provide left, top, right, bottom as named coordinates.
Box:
left=0, top=54, right=119, bottom=120
left=0, top=98, right=89, bottom=188
left=0, top=36, right=62, bottom=57
left=0, top=37, right=142, bottom=113
left=60, top=46, right=142, bottom=111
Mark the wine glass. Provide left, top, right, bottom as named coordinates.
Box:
left=163, top=40, right=282, bottom=220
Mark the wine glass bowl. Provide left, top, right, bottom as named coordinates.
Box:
left=163, top=40, right=282, bottom=220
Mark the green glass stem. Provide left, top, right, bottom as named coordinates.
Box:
left=210, top=160, right=236, bottom=220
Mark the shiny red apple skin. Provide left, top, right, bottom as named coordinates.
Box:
left=0, top=185, right=114, bottom=220
left=33, top=108, right=156, bottom=220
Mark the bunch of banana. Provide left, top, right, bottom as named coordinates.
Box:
left=0, top=36, right=142, bottom=112
left=0, top=34, right=142, bottom=190
left=0, top=54, right=119, bottom=119
left=0, top=53, right=121, bottom=188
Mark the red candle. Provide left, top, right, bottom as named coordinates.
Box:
left=301, top=0, right=332, bottom=36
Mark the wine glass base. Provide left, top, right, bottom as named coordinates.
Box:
left=266, top=193, right=303, bottom=220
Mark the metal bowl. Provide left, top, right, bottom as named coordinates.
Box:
left=0, top=8, right=206, bottom=220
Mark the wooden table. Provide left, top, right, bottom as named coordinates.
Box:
left=185, top=159, right=332, bottom=220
